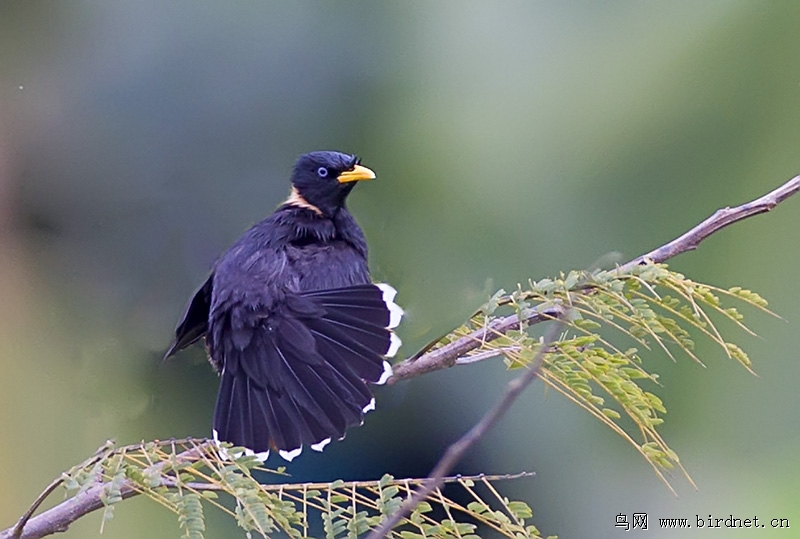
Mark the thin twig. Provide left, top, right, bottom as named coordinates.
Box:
left=9, top=478, right=64, bottom=539
left=618, top=174, right=800, bottom=271
left=10, top=441, right=117, bottom=539
left=455, top=346, right=522, bottom=365
left=366, top=320, right=565, bottom=539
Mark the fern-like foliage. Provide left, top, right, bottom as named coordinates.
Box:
left=59, top=439, right=554, bottom=539
left=425, top=263, right=774, bottom=491
left=44, top=262, right=772, bottom=538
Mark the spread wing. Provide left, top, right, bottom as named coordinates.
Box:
left=210, top=283, right=402, bottom=461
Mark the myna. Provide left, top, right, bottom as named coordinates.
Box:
left=166, top=151, right=402, bottom=461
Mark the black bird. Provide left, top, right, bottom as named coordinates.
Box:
left=165, top=151, right=402, bottom=461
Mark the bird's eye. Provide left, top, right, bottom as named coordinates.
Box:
left=317, top=167, right=329, bottom=178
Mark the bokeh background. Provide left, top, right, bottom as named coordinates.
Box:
left=2, top=2, right=800, bottom=538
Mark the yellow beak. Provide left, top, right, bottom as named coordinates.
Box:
left=337, top=164, right=376, bottom=183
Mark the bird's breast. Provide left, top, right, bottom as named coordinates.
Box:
left=285, top=240, right=370, bottom=291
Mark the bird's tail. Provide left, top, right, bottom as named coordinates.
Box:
left=212, top=283, right=402, bottom=461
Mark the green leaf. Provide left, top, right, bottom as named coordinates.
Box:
left=508, top=500, right=533, bottom=519
left=176, top=493, right=206, bottom=539
left=601, top=408, right=621, bottom=420
left=467, top=501, right=488, bottom=514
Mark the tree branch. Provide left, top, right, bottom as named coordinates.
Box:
left=389, top=174, right=800, bottom=383
left=0, top=443, right=210, bottom=539
left=388, top=306, right=560, bottom=383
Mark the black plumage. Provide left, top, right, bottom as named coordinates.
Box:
left=166, top=151, right=402, bottom=461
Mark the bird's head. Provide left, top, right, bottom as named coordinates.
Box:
left=287, top=151, right=376, bottom=217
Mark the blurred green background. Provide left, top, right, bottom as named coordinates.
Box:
left=2, top=2, right=800, bottom=538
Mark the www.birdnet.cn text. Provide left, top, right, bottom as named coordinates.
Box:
left=614, top=513, right=791, bottom=531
